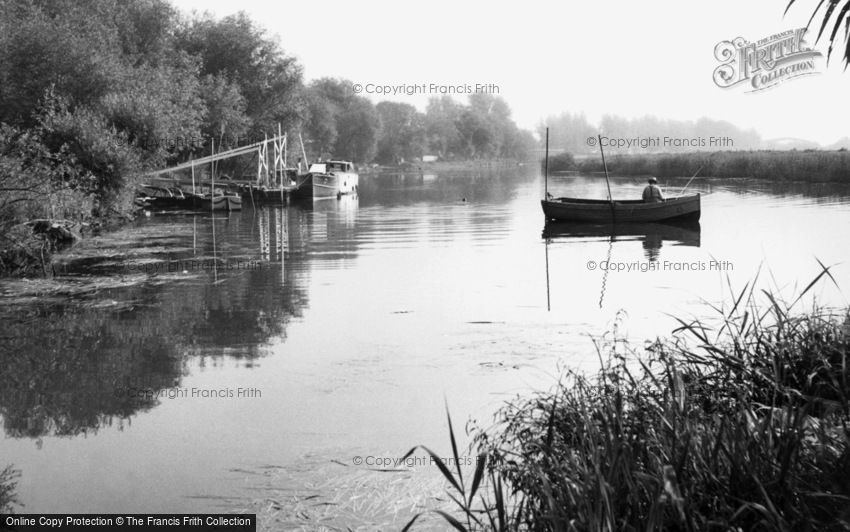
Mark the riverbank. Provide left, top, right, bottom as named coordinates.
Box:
left=362, top=158, right=532, bottom=174
left=408, top=274, right=850, bottom=530
left=552, top=149, right=850, bottom=182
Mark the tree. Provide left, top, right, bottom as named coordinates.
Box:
left=335, top=97, right=380, bottom=163
left=302, top=88, right=338, bottom=159
left=468, top=93, right=513, bottom=156
left=0, top=2, right=115, bottom=127
left=199, top=74, right=251, bottom=150
left=424, top=96, right=462, bottom=159
left=375, top=102, right=425, bottom=164
left=175, top=12, right=304, bottom=136
left=302, top=78, right=380, bottom=163
left=99, top=57, right=206, bottom=161
left=502, top=128, right=536, bottom=160
left=539, top=112, right=597, bottom=155
left=455, top=107, right=494, bottom=159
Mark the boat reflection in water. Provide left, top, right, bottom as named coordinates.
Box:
left=542, top=220, right=701, bottom=261
left=543, top=220, right=702, bottom=309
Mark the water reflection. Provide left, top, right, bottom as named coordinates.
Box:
left=543, top=221, right=701, bottom=261
left=542, top=219, right=703, bottom=311
left=0, top=207, right=318, bottom=438
left=0, top=195, right=379, bottom=440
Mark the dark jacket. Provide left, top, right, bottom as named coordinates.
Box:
left=642, top=184, right=665, bottom=203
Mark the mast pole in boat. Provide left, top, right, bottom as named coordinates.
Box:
left=598, top=134, right=615, bottom=222
left=598, top=134, right=612, bottom=203
left=544, top=127, right=549, bottom=199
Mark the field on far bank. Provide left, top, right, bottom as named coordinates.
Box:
left=551, top=150, right=850, bottom=182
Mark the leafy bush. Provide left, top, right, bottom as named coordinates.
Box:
left=0, top=122, right=96, bottom=275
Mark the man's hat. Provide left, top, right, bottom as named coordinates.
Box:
left=648, top=177, right=658, bottom=184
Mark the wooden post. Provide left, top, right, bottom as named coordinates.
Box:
left=211, top=138, right=215, bottom=212
left=284, top=122, right=286, bottom=203
left=299, top=132, right=309, bottom=169
left=544, top=127, right=549, bottom=199
left=257, top=145, right=262, bottom=186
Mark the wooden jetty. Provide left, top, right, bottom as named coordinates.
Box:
left=142, top=127, right=313, bottom=208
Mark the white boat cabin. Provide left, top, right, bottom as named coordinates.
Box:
left=308, top=161, right=355, bottom=174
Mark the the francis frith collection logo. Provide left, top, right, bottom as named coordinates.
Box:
left=713, top=28, right=823, bottom=91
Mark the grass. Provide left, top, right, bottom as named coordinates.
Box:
left=0, top=465, right=21, bottom=513
left=405, top=266, right=850, bottom=530
left=557, top=150, right=850, bottom=182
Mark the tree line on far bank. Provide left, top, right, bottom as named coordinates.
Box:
left=304, top=83, right=535, bottom=165
left=541, top=112, right=850, bottom=155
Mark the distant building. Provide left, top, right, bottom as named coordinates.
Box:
left=422, top=155, right=438, bottom=163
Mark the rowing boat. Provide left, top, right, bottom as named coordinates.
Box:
left=541, top=194, right=701, bottom=223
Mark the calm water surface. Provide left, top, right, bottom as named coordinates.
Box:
left=2, top=169, right=850, bottom=516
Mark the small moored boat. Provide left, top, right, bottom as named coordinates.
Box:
left=136, top=185, right=190, bottom=209
left=197, top=187, right=242, bottom=211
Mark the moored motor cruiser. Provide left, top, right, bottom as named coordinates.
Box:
left=308, top=160, right=359, bottom=199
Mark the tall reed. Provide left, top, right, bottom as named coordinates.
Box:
left=405, top=267, right=850, bottom=530
left=572, top=150, right=850, bottom=182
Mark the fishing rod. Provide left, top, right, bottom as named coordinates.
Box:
left=676, top=153, right=716, bottom=197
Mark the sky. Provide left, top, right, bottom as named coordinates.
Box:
left=172, top=0, right=850, bottom=145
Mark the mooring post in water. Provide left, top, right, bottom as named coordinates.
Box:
left=211, top=138, right=215, bottom=212
left=544, top=127, right=549, bottom=199
left=284, top=122, right=286, bottom=203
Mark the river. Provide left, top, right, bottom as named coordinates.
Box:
left=2, top=167, right=849, bottom=527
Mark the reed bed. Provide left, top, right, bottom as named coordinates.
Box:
left=405, top=267, right=850, bottom=531
left=558, top=150, right=850, bottom=182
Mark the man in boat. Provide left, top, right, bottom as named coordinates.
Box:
left=642, top=177, right=665, bottom=203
